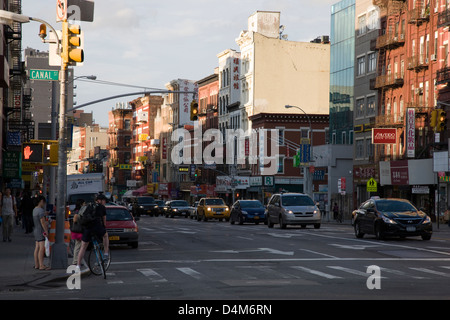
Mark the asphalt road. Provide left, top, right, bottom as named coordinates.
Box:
left=2, top=215, right=450, bottom=302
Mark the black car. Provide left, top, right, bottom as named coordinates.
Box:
left=230, top=200, right=266, bottom=225
left=353, top=198, right=432, bottom=240
left=164, top=200, right=192, bottom=218
left=132, top=196, right=158, bottom=216
left=154, top=200, right=165, bottom=216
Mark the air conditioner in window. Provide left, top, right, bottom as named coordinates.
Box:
left=431, top=54, right=437, bottom=61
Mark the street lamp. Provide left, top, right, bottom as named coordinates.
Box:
left=285, top=105, right=314, bottom=198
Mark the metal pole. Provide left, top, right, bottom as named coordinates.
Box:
left=51, top=21, right=68, bottom=269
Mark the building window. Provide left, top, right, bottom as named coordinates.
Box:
left=368, top=52, right=376, bottom=73
left=356, top=97, right=365, bottom=118
left=357, top=56, right=366, bottom=76
left=277, top=156, right=284, bottom=174
left=357, top=14, right=366, bottom=36
left=356, top=139, right=364, bottom=159
left=367, top=95, right=376, bottom=117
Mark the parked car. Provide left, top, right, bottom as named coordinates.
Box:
left=230, top=200, right=266, bottom=225
left=105, top=205, right=139, bottom=248
left=164, top=200, right=193, bottom=218
left=353, top=198, right=432, bottom=240
left=266, top=193, right=321, bottom=229
left=196, top=198, right=230, bottom=221
left=132, top=196, right=158, bottom=216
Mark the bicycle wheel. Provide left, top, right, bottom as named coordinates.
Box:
left=88, top=245, right=105, bottom=277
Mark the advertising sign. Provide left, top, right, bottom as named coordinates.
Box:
left=406, top=108, right=415, bottom=158
left=372, top=128, right=396, bottom=144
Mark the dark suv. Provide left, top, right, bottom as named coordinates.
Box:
left=266, top=193, right=321, bottom=229
left=132, top=196, right=158, bottom=216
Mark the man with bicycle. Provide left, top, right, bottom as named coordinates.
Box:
left=75, top=194, right=110, bottom=273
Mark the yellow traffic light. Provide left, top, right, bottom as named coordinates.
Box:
left=437, top=109, right=447, bottom=132
left=190, top=100, right=199, bottom=121
left=39, top=24, right=47, bottom=40
left=62, top=21, right=84, bottom=66
left=430, top=109, right=437, bottom=130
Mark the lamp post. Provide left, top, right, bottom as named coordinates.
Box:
left=285, top=105, right=314, bottom=198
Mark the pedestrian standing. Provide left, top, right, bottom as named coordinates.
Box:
left=70, top=199, right=85, bottom=266
left=33, top=195, right=50, bottom=270
left=1, top=188, right=17, bottom=242
left=333, top=202, right=339, bottom=221
left=21, top=191, right=34, bottom=234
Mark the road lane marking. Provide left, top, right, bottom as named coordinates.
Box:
left=291, top=266, right=342, bottom=279
left=328, top=266, right=387, bottom=278
left=409, top=267, right=450, bottom=278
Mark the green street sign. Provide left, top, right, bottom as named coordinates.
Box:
left=29, top=69, right=59, bottom=81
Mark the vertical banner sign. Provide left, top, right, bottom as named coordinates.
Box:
left=407, top=108, right=415, bottom=158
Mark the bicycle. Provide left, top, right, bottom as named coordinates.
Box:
left=87, top=235, right=111, bottom=279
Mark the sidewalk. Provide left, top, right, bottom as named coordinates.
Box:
left=0, top=223, right=86, bottom=292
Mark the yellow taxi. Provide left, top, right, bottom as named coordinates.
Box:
left=196, top=198, right=230, bottom=221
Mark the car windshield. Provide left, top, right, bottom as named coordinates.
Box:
left=376, top=200, right=417, bottom=213
left=281, top=195, right=314, bottom=206
left=154, top=200, right=164, bottom=206
left=240, top=200, right=263, bottom=208
left=106, top=208, right=133, bottom=221
left=137, top=197, right=154, bottom=204
left=171, top=200, right=189, bottom=207
left=205, top=198, right=225, bottom=205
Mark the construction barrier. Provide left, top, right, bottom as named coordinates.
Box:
left=48, top=220, right=72, bottom=253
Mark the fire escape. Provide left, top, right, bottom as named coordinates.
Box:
left=5, top=0, right=34, bottom=142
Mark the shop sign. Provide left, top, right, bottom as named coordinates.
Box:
left=372, top=128, right=396, bottom=144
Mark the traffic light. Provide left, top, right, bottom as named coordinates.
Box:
left=430, top=109, right=438, bottom=131
left=190, top=100, right=198, bottom=121
left=437, top=109, right=447, bottom=132
left=62, top=21, right=84, bottom=66
left=22, top=143, right=44, bottom=163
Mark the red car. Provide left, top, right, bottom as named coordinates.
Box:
left=105, top=205, right=139, bottom=248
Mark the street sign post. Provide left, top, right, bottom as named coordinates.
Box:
left=29, top=69, right=59, bottom=81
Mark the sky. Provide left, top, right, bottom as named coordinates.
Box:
left=22, top=0, right=336, bottom=127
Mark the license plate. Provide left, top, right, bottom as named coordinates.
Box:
left=406, top=226, right=416, bottom=232
left=254, top=216, right=259, bottom=219
left=109, top=236, right=120, bottom=241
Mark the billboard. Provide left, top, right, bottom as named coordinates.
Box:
left=372, top=128, right=396, bottom=144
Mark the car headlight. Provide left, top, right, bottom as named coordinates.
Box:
left=139, top=205, right=144, bottom=209
left=422, top=216, right=431, bottom=224
left=286, top=210, right=294, bottom=215
left=173, top=208, right=177, bottom=212
left=207, top=207, right=211, bottom=211
left=381, top=215, right=397, bottom=224
left=225, top=207, right=229, bottom=211
left=241, top=211, right=248, bottom=215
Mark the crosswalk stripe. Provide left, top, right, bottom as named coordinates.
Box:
left=291, top=266, right=342, bottom=279
left=379, top=267, right=427, bottom=279
left=137, top=268, right=168, bottom=283
left=327, top=266, right=388, bottom=278
left=176, top=267, right=203, bottom=280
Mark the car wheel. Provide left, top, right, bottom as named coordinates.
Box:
left=279, top=215, right=287, bottom=229
left=268, top=218, right=274, bottom=228
left=375, top=223, right=384, bottom=240
left=354, top=221, right=364, bottom=238
left=314, top=223, right=320, bottom=229
left=421, top=234, right=432, bottom=240
left=130, top=242, right=138, bottom=249
left=239, top=215, right=244, bottom=225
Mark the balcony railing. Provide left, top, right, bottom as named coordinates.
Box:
left=408, top=6, right=430, bottom=26
left=407, top=54, right=429, bottom=71
left=376, top=33, right=405, bottom=50
left=436, top=66, right=450, bottom=85
left=375, top=113, right=404, bottom=127
left=438, top=9, right=450, bottom=28
left=374, top=73, right=404, bottom=89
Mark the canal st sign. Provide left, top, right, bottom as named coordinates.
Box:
left=372, top=128, right=397, bottom=144
left=29, top=69, right=59, bottom=81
